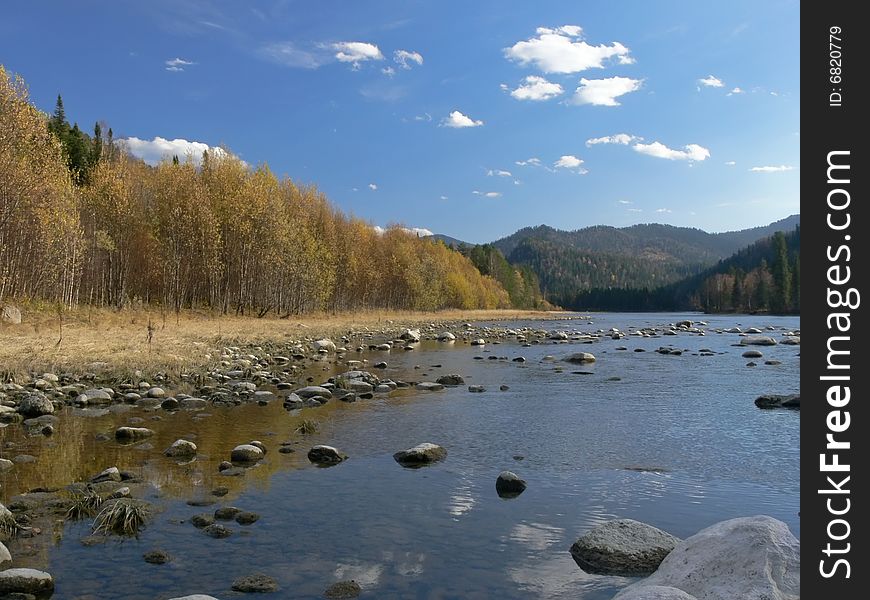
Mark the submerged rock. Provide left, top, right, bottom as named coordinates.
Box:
left=164, top=439, right=198, bottom=458
left=435, top=374, right=464, bottom=386
left=307, top=445, right=348, bottom=465
left=232, top=573, right=279, bottom=593
left=415, top=382, right=444, bottom=392
left=324, top=580, right=362, bottom=599
left=740, top=336, right=778, bottom=346
left=115, top=427, right=154, bottom=441
left=755, top=394, right=800, bottom=410
left=495, top=471, right=527, bottom=498
left=615, top=586, right=699, bottom=600
left=143, top=549, right=172, bottom=564
left=231, top=444, right=265, bottom=463
left=614, top=516, right=799, bottom=600
left=570, top=519, right=680, bottom=575
left=394, top=443, right=447, bottom=467
left=565, top=352, right=596, bottom=364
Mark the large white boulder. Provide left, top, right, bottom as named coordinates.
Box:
left=615, top=516, right=799, bottom=600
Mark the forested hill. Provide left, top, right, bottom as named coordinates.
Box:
left=492, top=215, right=800, bottom=262
left=480, top=215, right=799, bottom=309
left=566, top=226, right=800, bottom=314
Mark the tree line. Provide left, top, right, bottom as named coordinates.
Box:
left=0, top=66, right=511, bottom=315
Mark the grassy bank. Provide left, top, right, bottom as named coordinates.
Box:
left=0, top=306, right=571, bottom=379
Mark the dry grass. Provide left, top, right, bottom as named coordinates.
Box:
left=0, top=305, right=568, bottom=378
left=92, top=498, right=149, bottom=536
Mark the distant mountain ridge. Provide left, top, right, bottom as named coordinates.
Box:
left=430, top=214, right=800, bottom=309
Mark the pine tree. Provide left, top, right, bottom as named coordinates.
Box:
left=771, top=231, right=792, bottom=313
left=92, top=122, right=103, bottom=166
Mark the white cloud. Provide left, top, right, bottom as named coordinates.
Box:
left=569, top=76, right=642, bottom=106
left=554, top=155, right=584, bottom=169
left=515, top=158, right=542, bottom=167
left=727, top=87, right=744, bottom=96
left=472, top=191, right=502, bottom=198
left=394, top=49, right=423, bottom=69
left=514, top=180, right=522, bottom=185
left=633, top=141, right=710, bottom=161
left=440, top=195, right=448, bottom=200
left=368, top=183, right=378, bottom=190
left=586, top=133, right=640, bottom=146
left=441, top=110, right=484, bottom=128
left=627, top=208, right=643, bottom=212
left=698, top=75, right=724, bottom=88
left=656, top=208, right=672, bottom=213
left=121, top=136, right=230, bottom=166
left=509, top=76, right=564, bottom=101
left=618, top=199, right=632, bottom=204
left=749, top=165, right=795, bottom=172
left=260, top=42, right=328, bottom=69
left=725, top=160, right=736, bottom=166
left=618, top=55, right=636, bottom=65
left=165, top=57, right=195, bottom=72
left=487, top=169, right=513, bottom=177
left=382, top=66, right=396, bottom=77
left=333, top=42, right=384, bottom=68
left=505, top=26, right=633, bottom=73
left=373, top=226, right=434, bottom=237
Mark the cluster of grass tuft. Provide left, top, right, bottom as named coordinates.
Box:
left=66, top=489, right=104, bottom=521
left=93, top=498, right=149, bottom=536
left=295, top=419, right=319, bottom=434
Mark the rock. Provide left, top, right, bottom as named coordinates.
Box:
left=114, top=427, right=154, bottom=441
left=190, top=514, right=215, bottom=529
left=0, top=542, right=10, bottom=565
left=570, top=519, right=680, bottom=575
left=400, top=328, right=421, bottom=342
left=435, top=374, right=464, bottom=386
left=471, top=338, right=486, bottom=346
left=143, top=549, right=172, bottom=564
left=232, top=574, right=279, bottom=593
left=740, top=336, right=778, bottom=346
left=231, top=444, right=265, bottom=462
left=565, top=352, right=596, bottom=364
left=495, top=471, right=526, bottom=498
left=500, top=385, right=510, bottom=391
left=616, top=516, right=799, bottom=600
left=550, top=331, right=569, bottom=340
left=394, top=443, right=447, bottom=466
left=295, top=386, right=333, bottom=399
left=214, top=506, right=242, bottom=520
left=324, top=580, right=362, bottom=599
left=0, top=459, right=12, bottom=471
left=167, top=596, right=220, bottom=600
left=108, top=487, right=131, bottom=500
left=372, top=362, right=388, bottom=370
left=0, top=305, right=22, bottom=325
left=415, top=382, right=444, bottom=392
left=16, top=395, right=54, bottom=417
left=313, top=339, right=337, bottom=353
left=235, top=511, right=260, bottom=525
left=249, top=440, right=267, bottom=454
left=12, top=454, right=36, bottom=464
left=437, top=331, right=456, bottom=341
left=0, top=569, right=54, bottom=596
left=79, top=388, right=113, bottom=404
left=203, top=523, right=233, bottom=538
left=146, top=387, right=165, bottom=398
left=307, top=445, right=348, bottom=465
left=781, top=336, right=800, bottom=345
left=91, top=467, right=121, bottom=483
left=164, top=439, right=198, bottom=458
left=512, top=357, right=526, bottom=362
left=755, top=394, right=800, bottom=410
left=741, top=350, right=763, bottom=358
left=179, top=397, right=208, bottom=409
left=614, top=585, right=699, bottom=600
left=745, top=327, right=763, bottom=334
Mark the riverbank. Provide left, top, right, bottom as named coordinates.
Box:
left=0, top=306, right=573, bottom=379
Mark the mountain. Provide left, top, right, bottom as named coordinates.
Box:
left=566, top=225, right=800, bottom=313
left=482, top=215, right=799, bottom=308
left=430, top=233, right=469, bottom=248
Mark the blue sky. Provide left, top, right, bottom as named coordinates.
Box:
left=1, top=0, right=799, bottom=243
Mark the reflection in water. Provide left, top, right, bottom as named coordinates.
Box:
left=0, top=313, right=799, bottom=599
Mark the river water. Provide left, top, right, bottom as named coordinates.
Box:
left=2, top=313, right=799, bottom=599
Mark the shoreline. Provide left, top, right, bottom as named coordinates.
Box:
left=0, top=307, right=579, bottom=379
